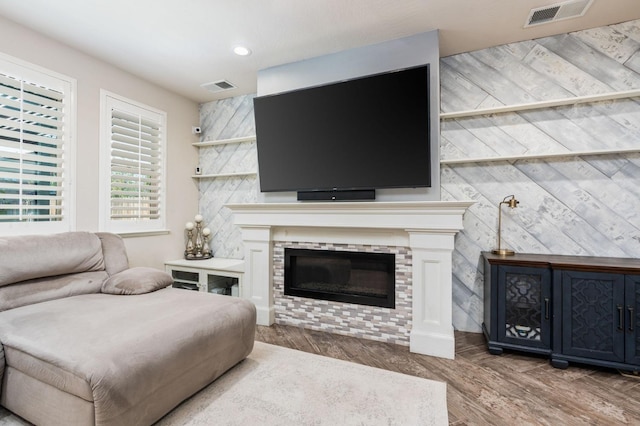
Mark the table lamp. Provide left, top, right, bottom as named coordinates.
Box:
left=492, top=195, right=519, bottom=256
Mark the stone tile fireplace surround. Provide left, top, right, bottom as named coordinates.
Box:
left=227, top=201, right=472, bottom=359
left=274, top=241, right=412, bottom=346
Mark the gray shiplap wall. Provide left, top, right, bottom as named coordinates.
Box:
left=199, top=19, right=640, bottom=333
left=198, top=95, right=257, bottom=259
left=442, top=19, right=640, bottom=331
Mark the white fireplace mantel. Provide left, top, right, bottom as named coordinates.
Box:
left=227, top=201, right=473, bottom=359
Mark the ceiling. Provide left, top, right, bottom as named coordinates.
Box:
left=0, top=0, right=639, bottom=104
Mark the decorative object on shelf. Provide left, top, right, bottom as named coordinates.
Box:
left=492, top=194, right=519, bottom=256
left=184, top=214, right=213, bottom=260
left=202, top=226, right=211, bottom=257
left=185, top=222, right=195, bottom=257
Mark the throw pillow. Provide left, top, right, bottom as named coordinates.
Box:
left=101, top=267, right=173, bottom=295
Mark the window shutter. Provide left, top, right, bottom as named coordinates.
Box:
left=0, top=72, right=66, bottom=224
left=100, top=92, right=166, bottom=234
left=109, top=108, right=162, bottom=221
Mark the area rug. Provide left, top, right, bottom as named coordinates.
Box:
left=0, top=342, right=448, bottom=425
left=156, top=341, right=448, bottom=425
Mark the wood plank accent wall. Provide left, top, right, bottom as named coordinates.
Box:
left=442, top=19, right=640, bottom=331
left=199, top=19, right=640, bottom=333
left=198, top=95, right=258, bottom=259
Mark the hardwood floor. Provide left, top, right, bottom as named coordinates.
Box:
left=255, top=324, right=640, bottom=425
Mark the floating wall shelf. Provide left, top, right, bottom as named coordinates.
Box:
left=192, top=135, right=256, bottom=147
left=441, top=147, right=640, bottom=165
left=440, top=89, right=640, bottom=164
left=192, top=172, right=257, bottom=179
left=439, top=89, right=640, bottom=120
left=192, top=135, right=258, bottom=178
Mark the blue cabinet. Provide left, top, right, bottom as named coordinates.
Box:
left=483, top=258, right=551, bottom=355
left=625, top=275, right=640, bottom=366
left=483, top=252, right=640, bottom=372
left=553, top=270, right=626, bottom=367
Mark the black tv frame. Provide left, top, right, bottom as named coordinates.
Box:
left=253, top=64, right=431, bottom=201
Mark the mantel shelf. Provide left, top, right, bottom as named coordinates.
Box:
left=439, top=89, right=640, bottom=120
left=192, top=135, right=256, bottom=147
left=192, top=171, right=257, bottom=179
left=441, top=147, right=640, bottom=165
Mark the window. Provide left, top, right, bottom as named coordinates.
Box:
left=99, top=91, right=166, bottom=234
left=0, top=53, right=75, bottom=235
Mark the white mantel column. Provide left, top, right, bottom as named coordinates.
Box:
left=408, top=231, right=457, bottom=359
left=239, top=226, right=274, bottom=325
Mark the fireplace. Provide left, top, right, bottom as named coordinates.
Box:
left=227, top=201, right=473, bottom=359
left=284, top=248, right=395, bottom=308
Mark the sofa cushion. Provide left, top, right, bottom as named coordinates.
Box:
left=96, top=232, right=129, bottom=276
left=0, top=232, right=105, bottom=287
left=0, top=271, right=107, bottom=312
left=101, top=267, right=172, bottom=295
left=0, top=367, right=96, bottom=426
left=0, top=290, right=256, bottom=426
left=3, top=346, right=93, bottom=401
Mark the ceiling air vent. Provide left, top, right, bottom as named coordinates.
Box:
left=525, top=0, right=594, bottom=27
left=201, top=80, right=236, bottom=93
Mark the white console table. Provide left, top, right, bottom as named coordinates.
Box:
left=164, top=258, right=244, bottom=297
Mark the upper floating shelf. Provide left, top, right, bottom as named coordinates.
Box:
left=440, top=89, right=640, bottom=120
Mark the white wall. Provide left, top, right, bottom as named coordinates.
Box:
left=0, top=16, right=200, bottom=269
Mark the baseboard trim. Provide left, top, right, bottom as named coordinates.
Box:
left=410, top=329, right=455, bottom=360
left=255, top=305, right=275, bottom=326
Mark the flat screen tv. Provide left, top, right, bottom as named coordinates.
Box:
left=253, top=64, right=430, bottom=200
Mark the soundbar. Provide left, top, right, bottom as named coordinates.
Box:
left=297, top=189, right=376, bottom=201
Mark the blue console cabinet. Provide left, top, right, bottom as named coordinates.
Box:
left=483, top=252, right=640, bottom=372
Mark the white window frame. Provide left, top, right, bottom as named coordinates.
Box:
left=0, top=52, right=76, bottom=236
left=99, top=90, right=167, bottom=235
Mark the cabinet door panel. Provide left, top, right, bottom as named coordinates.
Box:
left=625, top=275, right=640, bottom=365
left=561, top=271, right=624, bottom=362
left=497, top=265, right=551, bottom=349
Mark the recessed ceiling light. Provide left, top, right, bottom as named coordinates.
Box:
left=233, top=46, right=251, bottom=56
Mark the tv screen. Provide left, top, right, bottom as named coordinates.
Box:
left=253, top=64, right=431, bottom=195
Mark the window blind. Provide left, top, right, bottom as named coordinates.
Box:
left=0, top=72, right=65, bottom=223
left=109, top=107, right=162, bottom=221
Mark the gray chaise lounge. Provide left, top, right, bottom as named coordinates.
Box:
left=0, top=231, right=256, bottom=425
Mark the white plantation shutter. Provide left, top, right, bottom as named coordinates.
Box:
left=100, top=92, right=166, bottom=233
left=0, top=55, right=74, bottom=234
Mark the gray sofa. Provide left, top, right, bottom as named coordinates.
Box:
left=0, top=232, right=256, bottom=425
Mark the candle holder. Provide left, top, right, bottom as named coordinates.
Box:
left=184, top=215, right=213, bottom=260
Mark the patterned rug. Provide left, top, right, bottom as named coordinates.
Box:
left=0, top=342, right=448, bottom=425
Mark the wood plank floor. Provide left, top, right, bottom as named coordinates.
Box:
left=255, top=324, right=640, bottom=425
